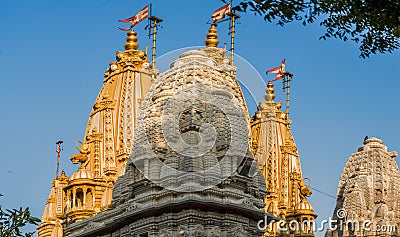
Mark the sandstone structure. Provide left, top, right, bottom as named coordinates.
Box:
left=325, top=137, right=400, bottom=237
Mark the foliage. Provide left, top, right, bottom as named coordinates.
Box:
left=225, top=0, right=400, bottom=58
left=0, top=194, right=41, bottom=237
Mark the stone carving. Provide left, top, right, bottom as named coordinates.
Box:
left=230, top=224, right=247, bottom=237
left=208, top=226, right=221, bottom=237
left=159, top=229, right=172, bottom=237
left=242, top=198, right=254, bottom=207
left=326, top=137, right=400, bottom=237
left=178, top=225, right=189, bottom=236
left=76, top=141, right=90, bottom=154
left=193, top=224, right=205, bottom=237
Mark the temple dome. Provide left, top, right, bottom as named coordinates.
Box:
left=296, top=198, right=315, bottom=212
left=170, top=50, right=215, bottom=68
left=140, top=48, right=247, bottom=119
left=125, top=47, right=251, bottom=192
left=69, top=169, right=93, bottom=181
left=357, top=136, right=398, bottom=154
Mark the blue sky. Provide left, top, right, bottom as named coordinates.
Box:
left=1, top=0, right=399, bottom=235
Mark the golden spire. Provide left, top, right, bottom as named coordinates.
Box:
left=264, top=81, right=276, bottom=102
left=204, top=23, right=219, bottom=48
left=124, top=30, right=139, bottom=51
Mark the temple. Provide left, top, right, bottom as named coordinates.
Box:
left=325, top=137, right=400, bottom=237
left=37, top=15, right=317, bottom=237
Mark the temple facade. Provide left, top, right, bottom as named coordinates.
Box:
left=325, top=137, right=400, bottom=237
left=37, top=16, right=317, bottom=237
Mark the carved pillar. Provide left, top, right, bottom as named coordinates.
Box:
left=72, top=188, right=76, bottom=208
left=83, top=187, right=87, bottom=208
left=66, top=190, right=71, bottom=210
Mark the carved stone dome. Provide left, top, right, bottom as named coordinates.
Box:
left=296, top=198, right=314, bottom=212
left=141, top=49, right=247, bottom=118
left=126, top=48, right=252, bottom=192
left=69, top=169, right=93, bottom=181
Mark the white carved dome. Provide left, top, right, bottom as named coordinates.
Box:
left=140, top=49, right=246, bottom=116
left=127, top=48, right=252, bottom=192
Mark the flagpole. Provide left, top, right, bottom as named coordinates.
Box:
left=283, top=72, right=293, bottom=117
left=148, top=15, right=163, bottom=69
left=227, top=10, right=240, bottom=66
left=55, top=140, right=63, bottom=178
left=148, top=4, right=153, bottom=38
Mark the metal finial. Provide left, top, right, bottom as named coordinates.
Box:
left=124, top=30, right=139, bottom=51
left=204, top=23, right=219, bottom=48
left=264, top=81, right=276, bottom=102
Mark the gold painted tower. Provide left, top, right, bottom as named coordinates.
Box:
left=250, top=82, right=317, bottom=237
left=37, top=30, right=155, bottom=237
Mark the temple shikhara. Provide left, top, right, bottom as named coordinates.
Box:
left=250, top=82, right=317, bottom=237
left=37, top=3, right=398, bottom=237
left=325, top=137, right=400, bottom=237
left=38, top=30, right=155, bottom=236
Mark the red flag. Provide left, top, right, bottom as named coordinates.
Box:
left=267, top=60, right=286, bottom=81
left=212, top=3, right=231, bottom=22
left=118, top=5, right=149, bottom=30
left=272, top=72, right=284, bottom=81
left=118, top=27, right=132, bottom=32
